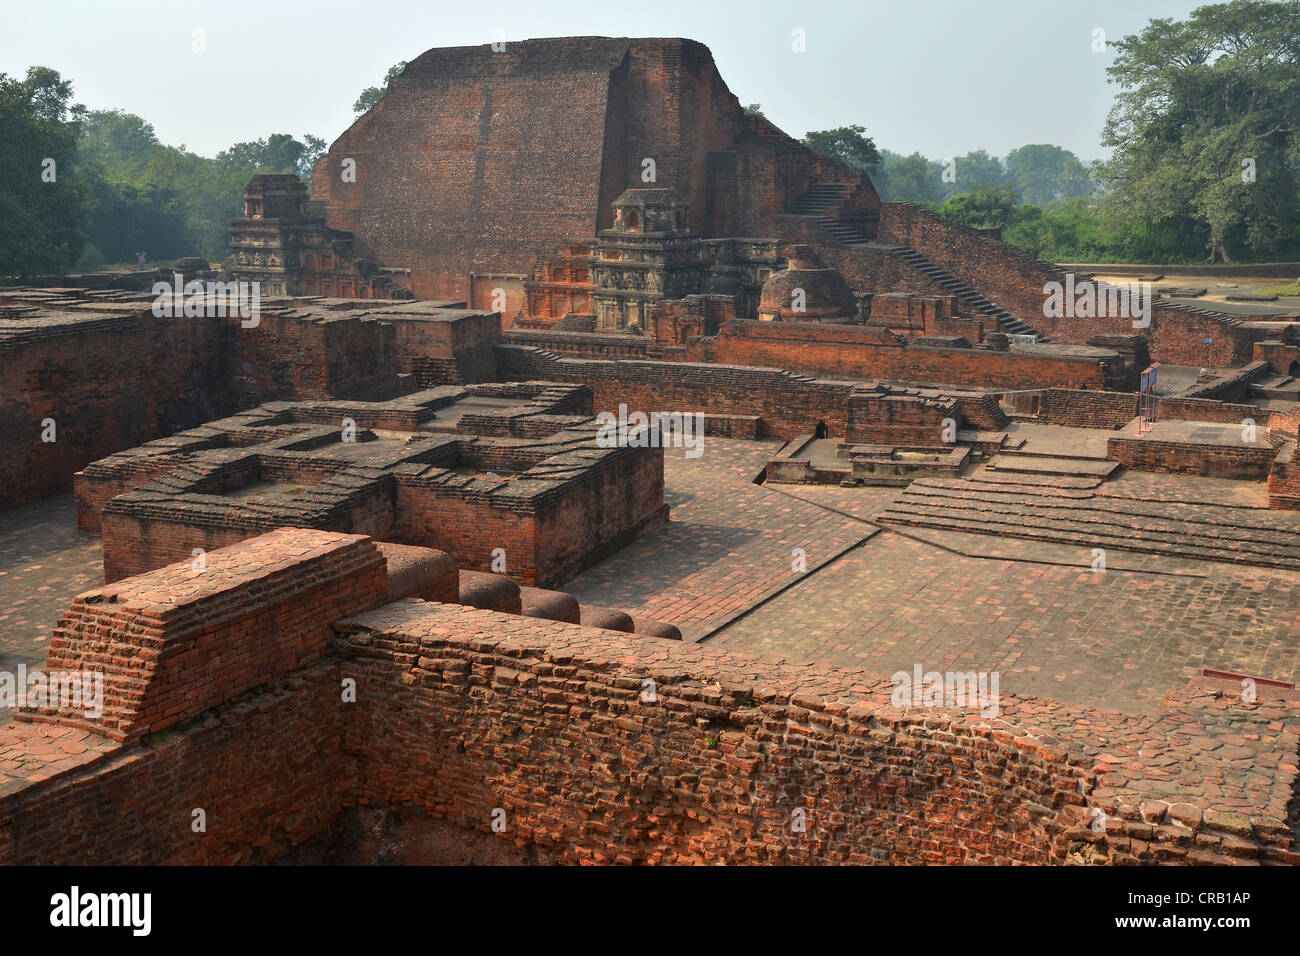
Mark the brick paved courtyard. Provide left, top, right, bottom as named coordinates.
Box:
left=562, top=440, right=877, bottom=639
left=3, top=441, right=1298, bottom=719
left=0, top=495, right=104, bottom=725
left=709, top=521, right=1300, bottom=715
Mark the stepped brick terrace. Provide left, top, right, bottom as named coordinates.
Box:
left=2, top=35, right=1299, bottom=867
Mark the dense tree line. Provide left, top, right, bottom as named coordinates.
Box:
left=802, top=0, right=1300, bottom=263
left=0, top=67, right=325, bottom=278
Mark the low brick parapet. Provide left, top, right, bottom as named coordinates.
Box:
left=18, top=527, right=387, bottom=743
left=2, top=565, right=1296, bottom=864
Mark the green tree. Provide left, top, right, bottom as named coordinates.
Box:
left=875, top=151, right=945, bottom=203
left=1002, top=198, right=1108, bottom=260
left=215, top=133, right=310, bottom=175
left=939, top=183, right=1022, bottom=229
left=297, top=134, right=327, bottom=186
left=1005, top=144, right=1093, bottom=205
left=942, top=149, right=1007, bottom=197
left=79, top=110, right=161, bottom=172
left=353, top=61, right=407, bottom=115
left=0, top=68, right=88, bottom=277
left=1097, top=0, right=1300, bottom=262
left=802, top=124, right=881, bottom=172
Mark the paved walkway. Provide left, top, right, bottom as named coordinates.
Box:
left=562, top=441, right=876, bottom=640
left=0, top=495, right=104, bottom=725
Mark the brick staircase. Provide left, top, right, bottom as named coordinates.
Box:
left=880, top=201, right=1251, bottom=347
left=876, top=475, right=1300, bottom=571
left=882, top=244, right=1047, bottom=341
left=791, top=184, right=871, bottom=246
left=1251, top=373, right=1300, bottom=401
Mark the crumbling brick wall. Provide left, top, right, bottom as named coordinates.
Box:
left=496, top=344, right=861, bottom=439
left=1107, top=434, right=1278, bottom=478
left=1036, top=389, right=1138, bottom=429
left=2, top=535, right=1295, bottom=865
left=232, top=310, right=399, bottom=404
left=0, top=308, right=234, bottom=509
left=316, top=38, right=875, bottom=304
left=23, top=528, right=386, bottom=742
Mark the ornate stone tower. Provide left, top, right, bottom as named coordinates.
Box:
left=590, top=188, right=709, bottom=332
left=226, top=174, right=310, bottom=296
left=225, top=173, right=413, bottom=300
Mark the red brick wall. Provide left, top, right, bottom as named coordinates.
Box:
left=337, top=603, right=1083, bottom=864
left=1159, top=398, right=1267, bottom=426
left=1036, top=389, right=1138, bottom=429
left=318, top=38, right=875, bottom=296
left=394, top=484, right=540, bottom=583
left=497, top=345, right=861, bottom=440
left=232, top=310, right=398, bottom=404
left=3, top=560, right=1295, bottom=865
left=0, top=309, right=233, bottom=510
left=846, top=394, right=959, bottom=445
left=393, top=445, right=664, bottom=589
left=320, top=40, right=630, bottom=299
left=0, top=669, right=348, bottom=865
left=1255, top=340, right=1300, bottom=375
left=534, top=447, right=667, bottom=584
left=709, top=321, right=1121, bottom=390
left=777, top=216, right=946, bottom=294
left=1107, top=435, right=1277, bottom=478
left=100, top=513, right=249, bottom=582
left=22, top=528, right=386, bottom=743
left=1267, top=449, right=1300, bottom=508
left=74, top=457, right=191, bottom=533
left=877, top=203, right=1257, bottom=366
left=98, top=477, right=398, bottom=583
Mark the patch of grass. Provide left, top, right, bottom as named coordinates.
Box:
left=1257, top=280, right=1300, bottom=297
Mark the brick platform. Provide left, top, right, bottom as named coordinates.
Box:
left=76, top=383, right=666, bottom=588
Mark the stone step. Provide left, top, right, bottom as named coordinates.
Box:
left=985, top=455, right=1119, bottom=478
left=876, top=482, right=1300, bottom=569
left=887, top=245, right=1047, bottom=341
left=877, top=507, right=1300, bottom=572
left=892, top=495, right=1300, bottom=557
left=995, top=445, right=1110, bottom=463
left=1250, top=377, right=1300, bottom=400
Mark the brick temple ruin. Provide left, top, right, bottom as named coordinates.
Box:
left=2, top=36, right=1300, bottom=866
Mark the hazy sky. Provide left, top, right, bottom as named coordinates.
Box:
left=1, top=0, right=1210, bottom=162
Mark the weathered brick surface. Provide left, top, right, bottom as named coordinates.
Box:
left=708, top=320, right=1123, bottom=390
left=0, top=668, right=348, bottom=865
left=1, top=543, right=1294, bottom=865
left=877, top=203, right=1261, bottom=366
left=497, top=344, right=985, bottom=444
left=1036, top=389, right=1138, bottom=429
left=0, top=301, right=234, bottom=510
left=333, top=603, right=1300, bottom=865
left=75, top=383, right=662, bottom=589
left=17, top=528, right=386, bottom=742
left=316, top=38, right=876, bottom=306
left=507, top=322, right=1125, bottom=391
left=1108, top=436, right=1278, bottom=478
